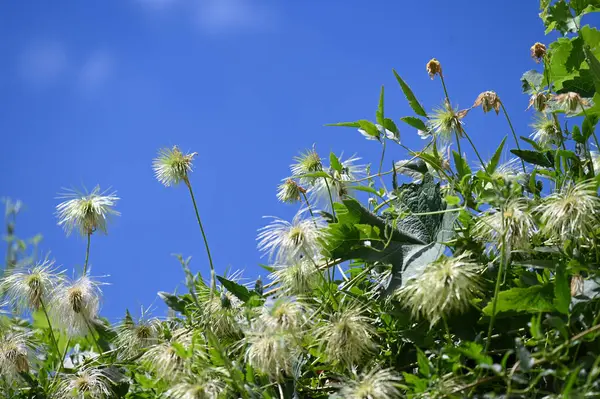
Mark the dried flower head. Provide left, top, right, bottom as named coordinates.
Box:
left=530, top=42, right=547, bottom=62
left=259, top=298, right=307, bottom=332
left=269, top=259, right=322, bottom=295
left=291, top=147, right=323, bottom=186
left=395, top=252, right=482, bottom=325
left=473, top=91, right=501, bottom=115
left=56, top=186, right=119, bottom=236
left=334, top=367, right=402, bottom=399
left=55, top=366, right=121, bottom=398
left=310, top=154, right=366, bottom=208
left=0, top=331, right=31, bottom=380
left=315, top=305, right=377, bottom=368
left=141, top=328, right=193, bottom=380
left=527, top=92, right=550, bottom=112
left=536, top=180, right=600, bottom=242
left=553, top=92, right=589, bottom=114
left=244, top=326, right=300, bottom=380
left=1, top=260, right=62, bottom=312
left=531, top=115, right=562, bottom=147
left=257, top=210, right=325, bottom=264
left=153, top=146, right=197, bottom=187
left=428, top=101, right=467, bottom=142
left=114, top=309, right=161, bottom=358
left=50, top=275, right=102, bottom=336
left=165, top=377, right=226, bottom=399
left=426, top=58, right=442, bottom=79
left=473, top=198, right=537, bottom=254
left=277, top=179, right=306, bottom=204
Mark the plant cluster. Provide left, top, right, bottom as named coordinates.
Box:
left=3, top=1, right=600, bottom=397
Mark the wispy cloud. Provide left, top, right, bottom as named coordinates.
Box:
left=136, top=0, right=277, bottom=34
left=19, top=40, right=67, bottom=87
left=78, top=51, right=115, bottom=92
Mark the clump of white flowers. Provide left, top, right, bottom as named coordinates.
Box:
left=114, top=309, right=162, bottom=358
left=55, top=366, right=121, bottom=398
left=153, top=146, right=197, bottom=187
left=141, top=328, right=193, bottom=380
left=395, top=252, right=482, bottom=325
left=269, top=259, right=322, bottom=296
left=0, top=331, right=31, bottom=379
left=56, top=186, right=119, bottom=236
left=333, top=366, right=402, bottom=399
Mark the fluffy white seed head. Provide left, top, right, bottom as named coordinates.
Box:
left=153, top=146, right=197, bottom=187
left=56, top=186, right=119, bottom=237
left=244, top=325, right=301, bottom=381
left=428, top=102, right=466, bottom=142
left=315, top=305, right=377, bottom=368
left=165, top=378, right=226, bottom=399
left=333, top=367, right=402, bottom=399
left=258, top=298, right=307, bottom=332
left=269, top=259, right=321, bottom=296
left=50, top=275, right=102, bottom=336
left=114, top=310, right=161, bottom=358
left=530, top=115, right=561, bottom=147
left=257, top=210, right=325, bottom=265
left=0, top=331, right=31, bottom=380
left=309, top=154, right=366, bottom=209
left=395, top=252, right=482, bottom=325
left=1, top=260, right=62, bottom=312
left=536, top=180, right=600, bottom=242
left=140, top=328, right=193, bottom=380
left=290, top=147, right=323, bottom=186
left=276, top=179, right=306, bottom=204
left=55, top=366, right=121, bottom=398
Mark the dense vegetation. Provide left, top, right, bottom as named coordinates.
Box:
left=3, top=1, right=600, bottom=397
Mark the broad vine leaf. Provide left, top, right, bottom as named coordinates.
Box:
left=521, top=70, right=544, bottom=94
left=482, top=284, right=556, bottom=315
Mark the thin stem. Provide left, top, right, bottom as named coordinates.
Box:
left=323, top=178, right=337, bottom=219
left=500, top=102, right=526, bottom=173
left=485, top=210, right=507, bottom=353
left=83, top=232, right=91, bottom=276
left=84, top=318, right=102, bottom=353
left=460, top=127, right=487, bottom=172
left=40, top=300, right=63, bottom=371
left=442, top=315, right=453, bottom=346
left=184, top=178, right=216, bottom=297
left=301, top=192, right=316, bottom=221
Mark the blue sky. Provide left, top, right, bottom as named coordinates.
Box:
left=0, top=1, right=560, bottom=321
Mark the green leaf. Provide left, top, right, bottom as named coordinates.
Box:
left=453, top=150, right=472, bottom=179
left=158, top=291, right=188, bottom=313
left=352, top=185, right=381, bottom=196
left=515, top=339, right=534, bottom=372
left=487, top=136, right=507, bottom=175
left=357, top=119, right=381, bottom=139
left=393, top=69, right=427, bottom=117
left=482, top=285, right=555, bottom=315
left=572, top=125, right=585, bottom=143
left=521, top=70, right=544, bottom=94
left=377, top=85, right=385, bottom=126
left=330, top=152, right=343, bottom=173
left=400, top=116, right=428, bottom=131
left=445, top=195, right=461, bottom=206
left=416, top=347, right=431, bottom=377
left=217, top=276, right=256, bottom=303
left=452, top=342, right=493, bottom=366
left=554, top=264, right=571, bottom=315
left=510, top=149, right=554, bottom=168
left=520, top=136, right=544, bottom=151
left=383, top=118, right=399, bottom=135
left=326, top=121, right=361, bottom=128
left=583, top=114, right=599, bottom=141
left=543, top=0, right=580, bottom=34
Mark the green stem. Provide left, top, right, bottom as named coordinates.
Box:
left=184, top=178, right=216, bottom=297
left=84, top=318, right=102, bottom=353
left=83, top=232, right=91, bottom=276
left=442, top=315, right=453, bottom=346
left=323, top=178, right=337, bottom=219
left=485, top=211, right=507, bottom=353
left=40, top=300, right=63, bottom=371
left=500, top=102, right=526, bottom=173
left=301, top=192, right=317, bottom=225
left=460, top=127, right=487, bottom=172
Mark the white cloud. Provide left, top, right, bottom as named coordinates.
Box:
left=78, top=51, right=114, bottom=92
left=19, top=41, right=67, bottom=86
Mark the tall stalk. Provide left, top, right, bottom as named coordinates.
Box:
left=184, top=177, right=216, bottom=297
left=40, top=300, right=64, bottom=370
left=83, top=232, right=91, bottom=275
left=500, top=102, right=527, bottom=173
left=485, top=210, right=508, bottom=353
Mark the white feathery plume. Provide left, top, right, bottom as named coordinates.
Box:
left=50, top=274, right=103, bottom=336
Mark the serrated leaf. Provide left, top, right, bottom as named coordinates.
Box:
left=216, top=276, right=256, bottom=303
left=357, top=119, right=381, bottom=139
left=400, top=116, right=428, bottom=131
left=510, top=149, right=554, bottom=168
left=393, top=69, right=427, bottom=117
left=158, top=291, right=188, bottom=313
left=482, top=285, right=555, bottom=315
left=487, top=136, right=507, bottom=175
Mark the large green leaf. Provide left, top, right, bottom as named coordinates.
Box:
left=482, top=284, right=555, bottom=315
left=400, top=116, right=428, bottom=131
left=393, top=69, right=427, bottom=117
left=521, top=70, right=544, bottom=94
left=510, top=149, right=555, bottom=168
left=487, top=136, right=507, bottom=175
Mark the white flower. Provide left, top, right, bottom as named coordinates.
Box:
left=536, top=180, right=600, bottom=242
left=315, top=305, right=377, bottom=368
left=258, top=298, right=307, bottom=332
left=0, top=331, right=31, bottom=380
left=309, top=154, right=366, bottom=209
left=56, top=186, right=119, bottom=236
left=50, top=275, right=102, bottom=336
left=394, top=252, right=482, bottom=325
left=276, top=179, right=306, bottom=204
left=141, top=328, right=193, bottom=380
left=428, top=102, right=466, bottom=142
left=530, top=115, right=561, bottom=147
left=153, top=146, right=197, bottom=187
left=55, top=366, right=121, bottom=398
left=257, top=210, right=325, bottom=264
left=1, top=260, right=62, bottom=312
left=244, top=325, right=301, bottom=380
left=334, top=367, right=402, bottom=399
left=290, top=147, right=323, bottom=186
